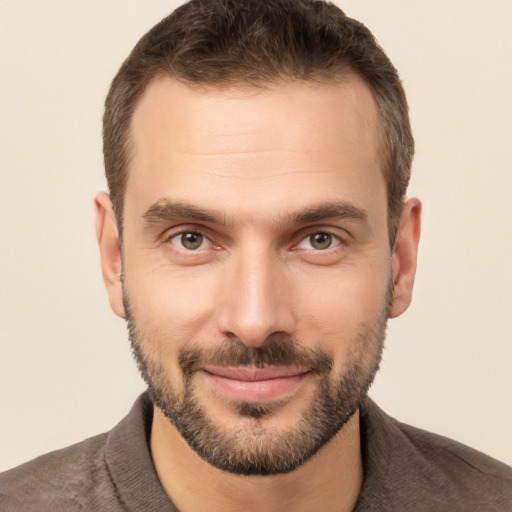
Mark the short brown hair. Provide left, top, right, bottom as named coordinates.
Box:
left=103, top=0, right=414, bottom=243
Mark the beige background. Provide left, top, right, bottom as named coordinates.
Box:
left=1, top=0, right=511, bottom=471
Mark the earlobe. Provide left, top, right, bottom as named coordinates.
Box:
left=389, top=198, right=422, bottom=319
left=95, top=192, right=126, bottom=319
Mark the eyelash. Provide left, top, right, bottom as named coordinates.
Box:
left=163, top=227, right=346, bottom=253
left=165, top=229, right=214, bottom=251
left=295, top=230, right=344, bottom=251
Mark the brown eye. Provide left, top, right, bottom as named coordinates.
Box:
left=169, top=232, right=211, bottom=251
left=181, top=233, right=203, bottom=250
left=309, top=233, right=333, bottom=250
left=297, top=232, right=341, bottom=251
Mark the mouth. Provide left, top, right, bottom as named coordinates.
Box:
left=201, top=365, right=312, bottom=402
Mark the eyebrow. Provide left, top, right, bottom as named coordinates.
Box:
left=285, top=202, right=368, bottom=226
left=142, top=199, right=368, bottom=228
left=143, top=200, right=226, bottom=226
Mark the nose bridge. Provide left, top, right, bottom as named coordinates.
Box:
left=216, top=241, right=295, bottom=346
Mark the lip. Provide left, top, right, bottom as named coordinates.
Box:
left=201, top=366, right=311, bottom=402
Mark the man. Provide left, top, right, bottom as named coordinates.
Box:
left=1, top=0, right=511, bottom=510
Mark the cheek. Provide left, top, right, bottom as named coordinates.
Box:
left=295, top=265, right=390, bottom=342
left=124, top=263, right=221, bottom=343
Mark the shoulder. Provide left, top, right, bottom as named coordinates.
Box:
left=0, top=393, right=156, bottom=512
left=397, top=417, right=512, bottom=480
left=396, top=418, right=512, bottom=498
left=358, top=398, right=512, bottom=511
left=0, top=432, right=113, bottom=511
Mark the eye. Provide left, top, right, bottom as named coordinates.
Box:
left=297, top=232, right=341, bottom=250
left=169, top=232, right=212, bottom=251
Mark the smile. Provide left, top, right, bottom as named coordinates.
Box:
left=201, top=366, right=311, bottom=402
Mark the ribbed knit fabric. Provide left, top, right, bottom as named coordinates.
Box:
left=0, top=394, right=177, bottom=511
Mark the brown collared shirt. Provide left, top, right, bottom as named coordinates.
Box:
left=1, top=393, right=511, bottom=511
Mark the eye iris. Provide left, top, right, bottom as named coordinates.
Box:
left=181, top=233, right=203, bottom=250
left=310, top=233, right=332, bottom=250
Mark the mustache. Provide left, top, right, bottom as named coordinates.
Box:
left=178, top=335, right=334, bottom=377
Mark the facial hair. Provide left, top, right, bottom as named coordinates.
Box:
left=124, top=284, right=391, bottom=476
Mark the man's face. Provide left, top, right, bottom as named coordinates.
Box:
left=118, top=76, right=395, bottom=474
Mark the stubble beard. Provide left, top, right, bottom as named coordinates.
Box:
left=125, top=292, right=390, bottom=476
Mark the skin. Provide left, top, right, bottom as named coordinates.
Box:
left=96, top=75, right=421, bottom=511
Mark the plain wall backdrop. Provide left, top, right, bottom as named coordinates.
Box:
left=1, top=0, right=511, bottom=471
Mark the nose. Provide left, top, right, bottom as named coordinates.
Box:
left=215, top=245, right=297, bottom=347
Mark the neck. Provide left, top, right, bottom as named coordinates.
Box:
left=150, top=407, right=363, bottom=512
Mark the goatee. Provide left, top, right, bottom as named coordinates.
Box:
left=125, top=293, right=388, bottom=475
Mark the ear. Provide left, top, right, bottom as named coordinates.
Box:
left=389, top=198, right=422, bottom=318
left=95, top=192, right=126, bottom=319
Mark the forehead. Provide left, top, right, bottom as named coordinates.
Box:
left=125, top=76, right=386, bottom=225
